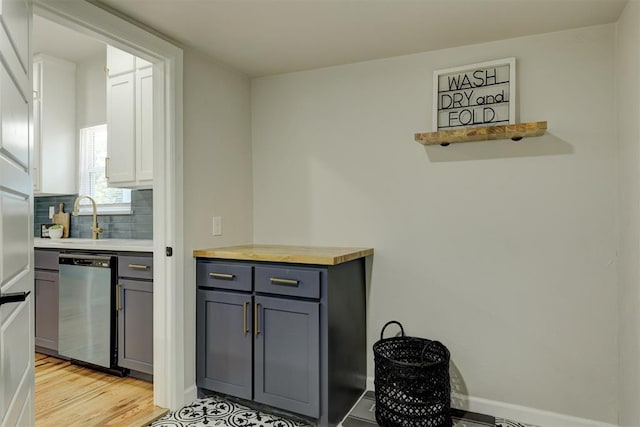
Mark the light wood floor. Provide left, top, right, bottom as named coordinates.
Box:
left=35, top=353, right=168, bottom=427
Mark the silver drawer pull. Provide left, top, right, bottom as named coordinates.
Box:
left=270, top=277, right=299, bottom=286
left=210, top=272, right=235, bottom=280
left=128, top=264, right=150, bottom=270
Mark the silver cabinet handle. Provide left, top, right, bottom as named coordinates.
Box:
left=270, top=277, right=299, bottom=286
left=128, top=264, right=150, bottom=270
left=254, top=303, right=261, bottom=336
left=105, top=157, right=110, bottom=180
left=243, top=301, right=249, bottom=334
left=116, top=285, right=122, bottom=311
left=209, top=272, right=235, bottom=280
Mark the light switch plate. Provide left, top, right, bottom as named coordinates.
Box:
left=48, top=206, right=55, bottom=219
left=212, top=216, right=222, bottom=236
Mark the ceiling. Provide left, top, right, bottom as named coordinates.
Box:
left=33, top=14, right=105, bottom=63
left=34, top=0, right=628, bottom=76
left=94, top=0, right=628, bottom=77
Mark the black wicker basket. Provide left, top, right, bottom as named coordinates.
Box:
left=373, top=321, right=451, bottom=427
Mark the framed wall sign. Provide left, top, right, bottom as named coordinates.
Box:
left=433, top=57, right=516, bottom=131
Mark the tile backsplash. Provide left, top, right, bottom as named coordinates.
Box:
left=34, top=189, right=153, bottom=239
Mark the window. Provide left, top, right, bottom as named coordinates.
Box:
left=78, top=124, right=131, bottom=214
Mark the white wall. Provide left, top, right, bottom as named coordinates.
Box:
left=76, top=47, right=107, bottom=129
left=616, top=2, right=640, bottom=425
left=252, top=25, right=618, bottom=423
left=182, top=48, right=253, bottom=390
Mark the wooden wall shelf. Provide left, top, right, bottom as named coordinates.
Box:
left=414, top=121, right=547, bottom=146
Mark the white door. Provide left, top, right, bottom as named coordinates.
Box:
left=0, top=0, right=34, bottom=425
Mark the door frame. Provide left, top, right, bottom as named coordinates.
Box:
left=32, top=0, right=186, bottom=410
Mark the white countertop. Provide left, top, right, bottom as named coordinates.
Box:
left=34, top=238, right=153, bottom=252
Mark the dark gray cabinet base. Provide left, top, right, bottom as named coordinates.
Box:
left=35, top=270, right=59, bottom=351
left=118, top=279, right=153, bottom=374
left=196, top=258, right=367, bottom=427
left=35, top=249, right=61, bottom=354
left=254, top=295, right=320, bottom=418
left=197, top=289, right=252, bottom=399
left=117, top=252, right=154, bottom=376
left=34, top=248, right=154, bottom=376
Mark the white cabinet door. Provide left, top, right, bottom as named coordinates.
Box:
left=107, top=45, right=135, bottom=76
left=32, top=60, right=40, bottom=192
left=33, top=54, right=76, bottom=195
left=107, top=72, right=136, bottom=185
left=136, top=66, right=153, bottom=184
left=106, top=48, right=153, bottom=189
left=0, top=0, right=34, bottom=425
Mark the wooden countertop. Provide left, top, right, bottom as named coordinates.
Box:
left=193, top=244, right=373, bottom=265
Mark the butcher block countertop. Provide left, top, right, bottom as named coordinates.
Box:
left=193, top=244, right=373, bottom=265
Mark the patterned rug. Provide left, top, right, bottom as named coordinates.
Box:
left=150, top=392, right=537, bottom=427
left=150, top=395, right=310, bottom=427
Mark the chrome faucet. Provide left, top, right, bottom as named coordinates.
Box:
left=72, top=195, right=104, bottom=240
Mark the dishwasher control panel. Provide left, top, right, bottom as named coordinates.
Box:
left=59, top=253, right=114, bottom=268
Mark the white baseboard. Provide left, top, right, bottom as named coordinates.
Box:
left=183, top=383, right=198, bottom=405
left=366, top=377, right=617, bottom=427
left=451, top=393, right=617, bottom=427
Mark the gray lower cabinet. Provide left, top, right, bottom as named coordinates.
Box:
left=117, top=253, right=153, bottom=375
left=196, top=258, right=366, bottom=426
left=197, top=288, right=320, bottom=418
left=34, top=270, right=59, bottom=351
left=33, top=248, right=154, bottom=371
left=197, top=290, right=252, bottom=399
left=118, top=279, right=153, bottom=374
left=34, top=249, right=60, bottom=353
left=254, top=295, right=319, bottom=417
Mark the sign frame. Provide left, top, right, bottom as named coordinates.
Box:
left=433, top=57, right=516, bottom=132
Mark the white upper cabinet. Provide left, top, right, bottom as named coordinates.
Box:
left=106, top=45, right=134, bottom=76
left=33, top=54, right=76, bottom=195
left=107, top=71, right=135, bottom=183
left=136, top=66, right=153, bottom=182
left=106, top=45, right=153, bottom=189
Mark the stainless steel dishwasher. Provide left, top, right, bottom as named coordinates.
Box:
left=58, top=253, right=117, bottom=369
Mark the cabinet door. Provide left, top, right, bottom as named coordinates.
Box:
left=32, top=96, right=41, bottom=192
left=254, top=295, right=320, bottom=418
left=107, top=46, right=135, bottom=76
left=117, top=279, right=153, bottom=374
left=136, top=66, right=153, bottom=183
left=197, top=289, right=252, bottom=400
left=107, top=72, right=135, bottom=185
left=33, top=55, right=76, bottom=195
left=34, top=270, right=58, bottom=351
left=32, top=61, right=41, bottom=192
